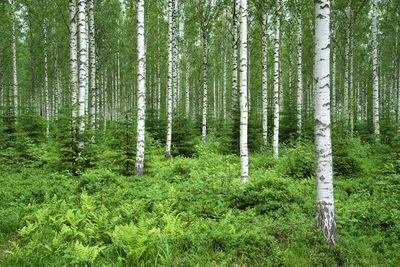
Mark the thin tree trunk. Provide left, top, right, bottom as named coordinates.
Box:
left=296, top=0, right=303, bottom=138
left=273, top=0, right=281, bottom=158
left=135, top=0, right=146, bottom=176
left=77, top=0, right=88, bottom=148
left=89, top=0, right=97, bottom=129
left=331, top=22, right=336, bottom=121
left=372, top=0, right=380, bottom=137
left=231, top=0, right=239, bottom=120
left=314, top=0, right=337, bottom=245
left=185, top=63, right=190, bottom=116
left=44, top=22, right=50, bottom=138
left=69, top=0, right=78, bottom=127
left=165, top=0, right=175, bottom=159
left=223, top=44, right=227, bottom=122
left=201, top=33, right=208, bottom=144
left=344, top=5, right=350, bottom=127
left=10, top=0, right=18, bottom=118
left=262, top=13, right=268, bottom=146
left=239, top=0, right=249, bottom=182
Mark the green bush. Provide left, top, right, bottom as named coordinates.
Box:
left=277, top=142, right=315, bottom=179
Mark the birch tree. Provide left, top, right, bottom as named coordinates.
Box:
left=89, top=0, right=97, bottom=129
left=372, top=0, right=380, bottom=137
left=273, top=0, right=281, bottom=158
left=296, top=0, right=303, bottom=138
left=239, top=0, right=249, bottom=182
left=201, top=33, right=209, bottom=144
left=70, top=0, right=78, bottom=125
left=44, top=21, right=49, bottom=138
left=231, top=0, right=239, bottom=120
left=165, top=0, right=175, bottom=159
left=314, top=0, right=337, bottom=245
left=10, top=0, right=18, bottom=118
left=262, top=13, right=268, bottom=146
left=78, top=0, right=88, bottom=148
left=135, top=0, right=146, bottom=176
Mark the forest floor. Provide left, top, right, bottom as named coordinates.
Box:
left=0, top=137, right=399, bottom=266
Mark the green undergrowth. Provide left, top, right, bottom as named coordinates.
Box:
left=0, top=137, right=399, bottom=266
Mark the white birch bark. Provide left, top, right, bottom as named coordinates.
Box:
left=273, top=0, right=281, bottom=158
left=44, top=22, right=50, bottom=138
left=185, top=63, right=190, bottom=116
left=344, top=6, right=350, bottom=123
left=239, top=0, right=249, bottom=182
left=372, top=0, right=380, bottom=136
left=331, top=22, right=336, bottom=121
left=10, top=0, right=18, bottom=117
left=69, top=0, right=78, bottom=125
left=89, top=0, right=96, bottom=129
left=157, top=17, right=161, bottom=120
left=231, top=0, right=239, bottom=118
left=135, top=0, right=146, bottom=176
left=201, top=34, right=209, bottom=144
left=165, top=0, right=174, bottom=158
left=314, top=0, right=336, bottom=245
left=85, top=15, right=89, bottom=117
left=78, top=0, right=88, bottom=147
left=262, top=13, right=268, bottom=146
left=349, top=20, right=354, bottom=138
left=296, top=0, right=303, bottom=138
left=223, top=45, right=227, bottom=122
left=213, top=76, right=216, bottom=119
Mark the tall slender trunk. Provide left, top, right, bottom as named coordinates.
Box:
left=165, top=0, right=175, bottom=159
left=262, top=13, right=268, bottom=146
left=213, top=76, right=216, bottom=119
left=296, top=0, right=303, bottom=138
left=231, top=0, right=239, bottom=120
left=372, top=0, right=380, bottom=137
left=185, top=63, right=190, bottom=116
left=157, top=17, right=161, bottom=120
left=69, top=0, right=78, bottom=126
left=349, top=15, right=354, bottom=138
left=78, top=0, right=88, bottom=148
left=331, top=22, right=337, bottom=121
left=10, top=0, right=18, bottom=118
left=273, top=0, right=281, bottom=158
left=135, top=0, right=146, bottom=176
left=344, top=5, right=350, bottom=127
left=89, top=0, right=97, bottom=129
left=201, top=33, right=208, bottom=144
left=223, top=45, right=227, bottom=122
left=44, top=22, right=50, bottom=138
left=314, top=0, right=336, bottom=245
left=239, top=0, right=249, bottom=182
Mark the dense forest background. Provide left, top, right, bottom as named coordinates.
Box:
left=0, top=0, right=399, bottom=266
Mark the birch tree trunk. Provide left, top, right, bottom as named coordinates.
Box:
left=262, top=13, right=268, bottom=146
left=89, top=0, right=97, bottom=129
left=165, top=0, right=175, bottom=159
left=201, top=33, right=209, bottom=144
left=273, top=0, right=281, bottom=158
left=185, top=63, right=190, bottom=116
left=44, top=22, right=50, bottom=138
left=331, top=22, right=337, bottom=121
left=239, top=0, right=249, bottom=182
left=231, top=0, right=239, bottom=120
left=69, top=0, right=78, bottom=126
left=296, top=0, right=303, bottom=138
left=223, top=44, right=227, bottom=122
left=78, top=0, right=88, bottom=148
left=372, top=0, right=380, bottom=137
left=314, top=0, right=337, bottom=245
left=135, top=0, right=146, bottom=176
left=10, top=0, right=18, bottom=118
